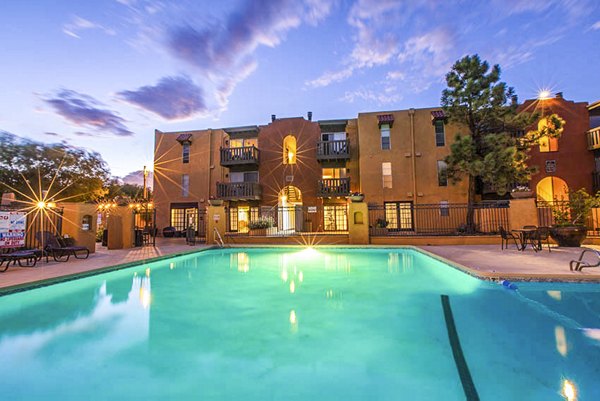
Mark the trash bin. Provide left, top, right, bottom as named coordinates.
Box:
left=134, top=229, right=143, bottom=247
left=185, top=227, right=196, bottom=245
left=102, top=229, right=108, bottom=246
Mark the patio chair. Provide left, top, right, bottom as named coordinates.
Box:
left=531, top=226, right=552, bottom=252
left=570, top=249, right=600, bottom=271
left=0, top=249, right=37, bottom=272
left=35, top=231, right=90, bottom=262
left=499, top=226, right=519, bottom=250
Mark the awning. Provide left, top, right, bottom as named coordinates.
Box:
left=377, top=114, right=394, bottom=128
left=176, top=133, right=193, bottom=143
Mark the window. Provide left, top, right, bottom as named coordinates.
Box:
left=230, top=171, right=259, bottom=183
left=182, top=142, right=190, bottom=163
left=170, top=207, right=198, bottom=231
left=435, top=120, right=445, bottom=146
left=537, top=117, right=558, bottom=152
left=382, top=162, right=392, bottom=188
left=182, top=174, right=189, bottom=197
left=440, top=201, right=449, bottom=217
left=322, top=132, right=346, bottom=141
left=283, top=135, right=297, bottom=164
left=324, top=205, right=348, bottom=231
left=381, top=124, right=390, bottom=150
left=437, top=160, right=448, bottom=186
left=384, top=202, right=413, bottom=230
left=322, top=168, right=346, bottom=179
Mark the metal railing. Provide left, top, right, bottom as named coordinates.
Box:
left=220, top=146, right=259, bottom=166
left=226, top=205, right=349, bottom=236
left=317, top=178, right=351, bottom=197
left=587, top=127, right=600, bottom=150
left=216, top=182, right=262, bottom=200
left=537, top=200, right=600, bottom=235
left=368, top=202, right=509, bottom=236
left=316, top=139, right=350, bottom=160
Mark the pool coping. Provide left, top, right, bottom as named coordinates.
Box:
left=1, top=244, right=597, bottom=296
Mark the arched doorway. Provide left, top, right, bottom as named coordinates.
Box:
left=279, top=186, right=302, bottom=232
left=536, top=176, right=568, bottom=202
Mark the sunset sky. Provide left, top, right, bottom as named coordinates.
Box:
left=1, top=0, right=599, bottom=177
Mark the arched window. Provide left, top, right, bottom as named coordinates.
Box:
left=536, top=176, right=568, bottom=202
left=283, top=135, right=297, bottom=164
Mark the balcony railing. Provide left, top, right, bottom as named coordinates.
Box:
left=317, top=177, right=350, bottom=197
left=220, top=146, right=259, bottom=167
left=316, top=139, right=350, bottom=161
left=587, top=127, right=600, bottom=150
left=216, top=182, right=262, bottom=201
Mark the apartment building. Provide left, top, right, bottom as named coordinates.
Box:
left=519, top=93, right=594, bottom=201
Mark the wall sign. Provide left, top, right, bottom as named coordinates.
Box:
left=545, top=160, right=556, bottom=173
left=286, top=175, right=294, bottom=182
left=307, top=206, right=317, bottom=213
left=0, top=211, right=27, bottom=248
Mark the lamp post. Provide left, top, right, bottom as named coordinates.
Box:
left=143, top=165, right=148, bottom=200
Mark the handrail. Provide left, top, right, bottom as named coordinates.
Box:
left=213, top=227, right=225, bottom=248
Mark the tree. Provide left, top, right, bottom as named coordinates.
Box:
left=441, top=55, right=563, bottom=231
left=0, top=132, right=110, bottom=203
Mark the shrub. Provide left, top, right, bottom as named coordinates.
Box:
left=248, top=217, right=274, bottom=230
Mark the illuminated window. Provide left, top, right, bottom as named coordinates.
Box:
left=384, top=202, right=413, bottom=230
left=381, top=124, right=390, bottom=150
left=324, top=205, right=348, bottom=231
left=538, top=117, right=559, bottom=152
left=434, top=120, right=445, bottom=146
left=283, top=135, right=297, bottom=164
left=322, top=168, right=346, bottom=179
left=382, top=162, right=392, bottom=188
left=170, top=207, right=197, bottom=231
left=437, top=160, right=448, bottom=186
left=182, top=142, right=190, bottom=163
left=182, top=174, right=189, bottom=197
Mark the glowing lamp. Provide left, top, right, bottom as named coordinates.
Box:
left=36, top=201, right=46, bottom=209
left=538, top=90, right=551, bottom=100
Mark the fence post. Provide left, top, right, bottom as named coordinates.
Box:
left=349, top=202, right=369, bottom=244
left=207, top=205, right=227, bottom=245
left=508, top=198, right=538, bottom=230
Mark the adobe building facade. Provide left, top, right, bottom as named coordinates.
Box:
left=153, top=96, right=596, bottom=234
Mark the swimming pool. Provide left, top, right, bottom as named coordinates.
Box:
left=0, top=247, right=599, bottom=400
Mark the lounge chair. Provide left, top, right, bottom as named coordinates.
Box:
left=0, top=249, right=37, bottom=272
left=570, top=249, right=600, bottom=271
left=35, top=231, right=90, bottom=262
left=499, top=226, right=519, bottom=250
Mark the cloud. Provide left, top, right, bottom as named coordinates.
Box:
left=165, top=0, right=335, bottom=111
left=63, top=15, right=116, bottom=38
left=44, top=89, right=133, bottom=137
left=341, top=87, right=401, bottom=105
left=397, top=28, right=455, bottom=77
left=44, top=132, right=60, bottom=137
left=305, top=67, right=355, bottom=88
left=118, top=75, right=207, bottom=120
left=592, top=21, right=600, bottom=30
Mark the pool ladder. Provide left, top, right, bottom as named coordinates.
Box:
left=213, top=228, right=225, bottom=248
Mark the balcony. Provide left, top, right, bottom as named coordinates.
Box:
left=216, top=182, right=262, bottom=201
left=220, top=146, right=259, bottom=167
left=587, top=127, right=600, bottom=150
left=317, top=178, right=351, bottom=197
left=316, top=139, right=350, bottom=162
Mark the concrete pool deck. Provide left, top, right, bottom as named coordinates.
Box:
left=1, top=241, right=600, bottom=293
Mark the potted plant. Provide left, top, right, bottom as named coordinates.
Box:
left=550, top=188, right=600, bottom=247
left=372, top=218, right=389, bottom=235
left=208, top=196, right=223, bottom=206
left=248, top=217, right=275, bottom=236
left=349, top=191, right=365, bottom=202
left=511, top=185, right=533, bottom=199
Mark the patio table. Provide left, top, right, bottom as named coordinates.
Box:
left=512, top=228, right=538, bottom=251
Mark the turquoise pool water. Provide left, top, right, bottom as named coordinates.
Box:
left=1, top=247, right=599, bottom=400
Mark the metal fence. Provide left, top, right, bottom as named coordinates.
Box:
left=1, top=205, right=63, bottom=249
left=368, top=202, right=509, bottom=236
left=537, top=201, right=600, bottom=235
left=226, top=205, right=349, bottom=236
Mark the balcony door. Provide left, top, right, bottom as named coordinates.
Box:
left=278, top=186, right=302, bottom=232
left=384, top=202, right=413, bottom=231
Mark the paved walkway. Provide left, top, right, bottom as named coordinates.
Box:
left=0, top=239, right=211, bottom=292
left=1, top=242, right=599, bottom=293
left=421, top=244, right=600, bottom=282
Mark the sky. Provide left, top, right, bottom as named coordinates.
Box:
left=1, top=0, right=599, bottom=178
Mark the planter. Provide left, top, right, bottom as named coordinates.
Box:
left=208, top=199, right=223, bottom=206
left=249, top=227, right=276, bottom=236
left=511, top=191, right=534, bottom=199
left=349, top=195, right=365, bottom=203
left=549, top=226, right=587, bottom=247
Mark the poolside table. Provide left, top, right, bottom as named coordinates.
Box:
left=511, top=228, right=538, bottom=251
